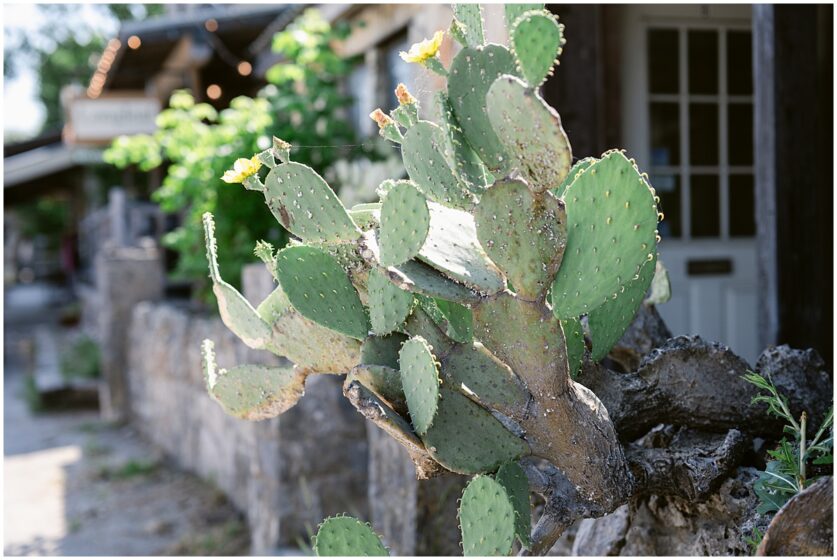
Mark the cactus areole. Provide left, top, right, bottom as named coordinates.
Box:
left=198, top=4, right=791, bottom=556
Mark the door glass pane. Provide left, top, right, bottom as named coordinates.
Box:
left=650, top=102, right=680, bottom=166
left=648, top=29, right=679, bottom=94
left=690, top=174, right=720, bottom=237
left=346, top=64, right=370, bottom=135
left=651, top=174, right=681, bottom=238
left=688, top=30, right=718, bottom=94
left=384, top=34, right=411, bottom=110
left=727, top=30, right=753, bottom=95
left=689, top=103, right=718, bottom=165
left=728, top=102, right=753, bottom=165
left=729, top=174, right=756, bottom=237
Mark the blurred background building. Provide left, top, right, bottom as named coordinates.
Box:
left=5, top=3, right=831, bottom=364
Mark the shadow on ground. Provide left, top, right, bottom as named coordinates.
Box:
left=4, top=283, right=250, bottom=556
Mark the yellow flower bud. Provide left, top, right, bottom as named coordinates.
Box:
left=399, top=31, right=444, bottom=64
left=221, top=155, right=262, bottom=184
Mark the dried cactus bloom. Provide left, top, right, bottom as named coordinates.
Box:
left=271, top=136, right=292, bottom=163
left=369, top=108, right=395, bottom=130
left=221, top=155, right=262, bottom=184
left=395, top=83, right=417, bottom=105
left=400, top=30, right=444, bottom=63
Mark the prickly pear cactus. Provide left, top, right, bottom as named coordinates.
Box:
left=313, top=515, right=388, bottom=556
left=202, top=3, right=664, bottom=555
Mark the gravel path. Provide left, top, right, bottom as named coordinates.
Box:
left=3, top=283, right=249, bottom=556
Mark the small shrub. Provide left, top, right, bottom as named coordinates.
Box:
left=60, top=335, right=100, bottom=381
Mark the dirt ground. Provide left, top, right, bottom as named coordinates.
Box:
left=3, top=283, right=250, bottom=556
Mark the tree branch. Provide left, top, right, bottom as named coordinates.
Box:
left=579, top=336, right=831, bottom=440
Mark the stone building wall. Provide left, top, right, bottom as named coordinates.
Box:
left=125, top=300, right=369, bottom=553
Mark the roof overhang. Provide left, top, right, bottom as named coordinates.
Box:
left=4, top=144, right=103, bottom=188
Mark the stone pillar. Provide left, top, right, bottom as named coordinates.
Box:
left=108, top=188, right=128, bottom=248
left=96, top=243, right=164, bottom=421
left=753, top=5, right=779, bottom=354
left=367, top=425, right=467, bottom=555
left=242, top=263, right=275, bottom=306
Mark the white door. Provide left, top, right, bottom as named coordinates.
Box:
left=620, top=5, right=759, bottom=364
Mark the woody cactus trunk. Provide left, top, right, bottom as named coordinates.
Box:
left=200, top=4, right=830, bottom=556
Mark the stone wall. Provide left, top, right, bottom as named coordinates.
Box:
left=126, top=300, right=369, bottom=553
left=96, top=243, right=164, bottom=421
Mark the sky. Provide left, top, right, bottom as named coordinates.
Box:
left=2, top=3, right=119, bottom=140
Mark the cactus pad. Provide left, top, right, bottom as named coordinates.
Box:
left=361, top=333, right=409, bottom=369
left=349, top=202, right=381, bottom=229
left=453, top=4, right=485, bottom=47
left=561, top=316, right=585, bottom=378
left=435, top=299, right=473, bottom=342
left=402, top=306, right=456, bottom=359
left=504, top=4, right=545, bottom=29
left=448, top=45, right=518, bottom=172
left=552, top=157, right=596, bottom=199
left=550, top=150, right=658, bottom=319
left=415, top=295, right=473, bottom=344
left=399, top=336, right=441, bottom=435
left=348, top=364, right=406, bottom=415
left=495, top=461, right=532, bottom=548
left=418, top=202, right=505, bottom=294
left=588, top=254, right=656, bottom=361
left=459, top=475, right=516, bottom=556
left=275, top=245, right=369, bottom=340
left=256, top=285, right=291, bottom=325
left=487, top=75, right=572, bottom=193
left=202, top=339, right=306, bottom=420
left=442, top=343, right=529, bottom=412
left=268, top=307, right=362, bottom=374
left=263, top=162, right=360, bottom=243
left=401, top=121, right=475, bottom=210
left=203, top=213, right=272, bottom=349
left=384, top=259, right=482, bottom=305
left=378, top=181, right=430, bottom=266
left=423, top=388, right=529, bottom=474
left=313, top=515, right=388, bottom=556
left=645, top=259, right=671, bottom=305
left=510, top=10, right=564, bottom=87
left=437, top=92, right=492, bottom=194
left=368, top=268, right=414, bottom=335
left=475, top=179, right=567, bottom=300
left=474, top=292, right=570, bottom=384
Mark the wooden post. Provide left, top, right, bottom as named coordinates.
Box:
left=753, top=5, right=779, bottom=352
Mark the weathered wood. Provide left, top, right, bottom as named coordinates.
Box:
left=757, top=476, right=833, bottom=556
left=772, top=5, right=833, bottom=370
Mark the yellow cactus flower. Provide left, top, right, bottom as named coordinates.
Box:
left=399, top=31, right=444, bottom=64
left=395, top=83, right=417, bottom=105
left=221, top=156, right=262, bottom=184
left=369, top=108, right=395, bottom=130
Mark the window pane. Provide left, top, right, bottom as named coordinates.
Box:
left=651, top=174, right=681, bottom=238
left=384, top=34, right=411, bottom=110
left=650, top=102, right=680, bottom=166
left=648, top=29, right=679, bottom=94
left=728, top=102, right=753, bottom=165
left=688, top=30, right=718, bottom=94
left=347, top=64, right=370, bottom=135
left=727, top=30, right=753, bottom=95
left=729, top=174, right=756, bottom=237
left=690, top=174, right=720, bottom=237
left=689, top=103, right=718, bottom=165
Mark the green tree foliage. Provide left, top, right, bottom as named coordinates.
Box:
left=104, top=10, right=361, bottom=299
left=4, top=4, right=164, bottom=133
